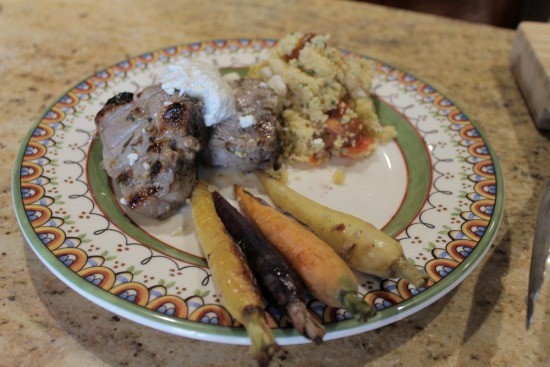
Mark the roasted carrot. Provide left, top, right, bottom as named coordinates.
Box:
left=235, top=185, right=375, bottom=321
left=257, top=172, right=428, bottom=288
left=190, top=182, right=278, bottom=367
left=213, top=191, right=326, bottom=344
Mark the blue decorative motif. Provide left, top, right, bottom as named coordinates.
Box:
left=117, top=60, right=132, bottom=68
left=38, top=232, right=51, bottom=245
left=483, top=164, right=495, bottom=175
left=25, top=146, right=36, bottom=155
left=403, top=74, right=417, bottom=83
left=336, top=310, right=353, bottom=320
left=475, top=145, right=489, bottom=155
left=64, top=238, right=78, bottom=247
left=156, top=306, right=175, bottom=316
left=26, top=209, right=39, bottom=221
left=163, top=46, right=178, bottom=55
left=58, top=254, right=75, bottom=266
left=117, top=291, right=136, bottom=302
left=436, top=265, right=453, bottom=277
left=458, top=247, right=473, bottom=257
left=87, top=258, right=100, bottom=267
left=483, top=184, right=497, bottom=195
left=32, top=127, right=47, bottom=137
left=465, top=128, right=480, bottom=138
left=115, top=274, right=131, bottom=284
left=420, top=85, right=435, bottom=94
left=139, top=52, right=155, bottom=60
left=201, top=315, right=219, bottom=324
left=483, top=205, right=494, bottom=215
left=85, top=275, right=103, bottom=286
left=95, top=70, right=110, bottom=79
left=472, top=225, right=487, bottom=237
left=20, top=187, right=32, bottom=199
left=74, top=82, right=91, bottom=91
left=375, top=299, right=394, bottom=311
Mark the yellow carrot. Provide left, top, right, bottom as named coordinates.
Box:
left=257, top=172, right=427, bottom=288
left=191, top=182, right=278, bottom=367
left=235, top=185, right=375, bottom=321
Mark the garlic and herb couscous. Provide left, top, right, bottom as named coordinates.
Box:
left=249, top=32, right=396, bottom=165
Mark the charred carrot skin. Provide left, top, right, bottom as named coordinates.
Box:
left=235, top=185, right=376, bottom=321
left=257, top=173, right=428, bottom=288
left=212, top=191, right=326, bottom=344
left=190, top=182, right=277, bottom=367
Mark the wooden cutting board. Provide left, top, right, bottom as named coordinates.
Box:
left=510, top=21, right=550, bottom=130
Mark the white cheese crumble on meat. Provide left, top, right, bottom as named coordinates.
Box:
left=127, top=153, right=139, bottom=166
left=238, top=115, right=256, bottom=128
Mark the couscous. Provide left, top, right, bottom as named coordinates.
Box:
left=249, top=32, right=396, bottom=165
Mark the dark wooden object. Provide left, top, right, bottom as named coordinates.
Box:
left=358, top=0, right=549, bottom=29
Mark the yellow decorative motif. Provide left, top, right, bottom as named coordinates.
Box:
left=147, top=295, right=189, bottom=318
left=53, top=247, right=88, bottom=271
left=20, top=162, right=43, bottom=181
left=473, top=161, right=495, bottom=179
left=22, top=183, right=45, bottom=205
left=36, top=226, right=66, bottom=251
left=425, top=258, right=458, bottom=282
left=470, top=199, right=494, bottom=221
left=30, top=124, right=55, bottom=141
left=23, top=141, right=48, bottom=160
left=41, top=107, right=65, bottom=124
left=188, top=304, right=234, bottom=326
left=474, top=180, right=497, bottom=200
left=77, top=266, right=116, bottom=290
left=55, top=92, right=79, bottom=108
left=364, top=290, right=403, bottom=307
left=110, top=282, right=150, bottom=306
left=26, top=204, right=52, bottom=228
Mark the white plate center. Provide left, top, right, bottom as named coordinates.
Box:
left=125, top=140, right=407, bottom=258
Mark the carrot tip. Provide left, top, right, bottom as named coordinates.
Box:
left=393, top=257, right=428, bottom=288
left=341, top=292, right=376, bottom=322
left=243, top=311, right=279, bottom=367
left=287, top=303, right=326, bottom=344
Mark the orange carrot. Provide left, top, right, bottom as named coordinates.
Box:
left=257, top=173, right=428, bottom=288
left=235, top=185, right=375, bottom=321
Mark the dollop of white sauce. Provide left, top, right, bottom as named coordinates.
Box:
left=161, top=59, right=236, bottom=127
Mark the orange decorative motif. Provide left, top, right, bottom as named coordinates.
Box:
left=78, top=266, right=117, bottom=290
left=110, top=282, right=150, bottom=306
left=188, top=305, right=234, bottom=326
left=147, top=295, right=189, bottom=318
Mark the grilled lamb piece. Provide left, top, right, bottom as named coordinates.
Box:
left=95, top=85, right=206, bottom=219
left=202, top=78, right=282, bottom=171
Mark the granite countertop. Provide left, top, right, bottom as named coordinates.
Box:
left=1, top=0, right=549, bottom=366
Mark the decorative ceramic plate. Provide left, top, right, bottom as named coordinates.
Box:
left=13, top=39, right=504, bottom=345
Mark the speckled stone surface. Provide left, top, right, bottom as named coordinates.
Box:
left=1, top=1, right=549, bottom=366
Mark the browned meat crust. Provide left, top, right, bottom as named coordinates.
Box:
left=202, top=78, right=282, bottom=172
left=95, top=85, right=205, bottom=219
